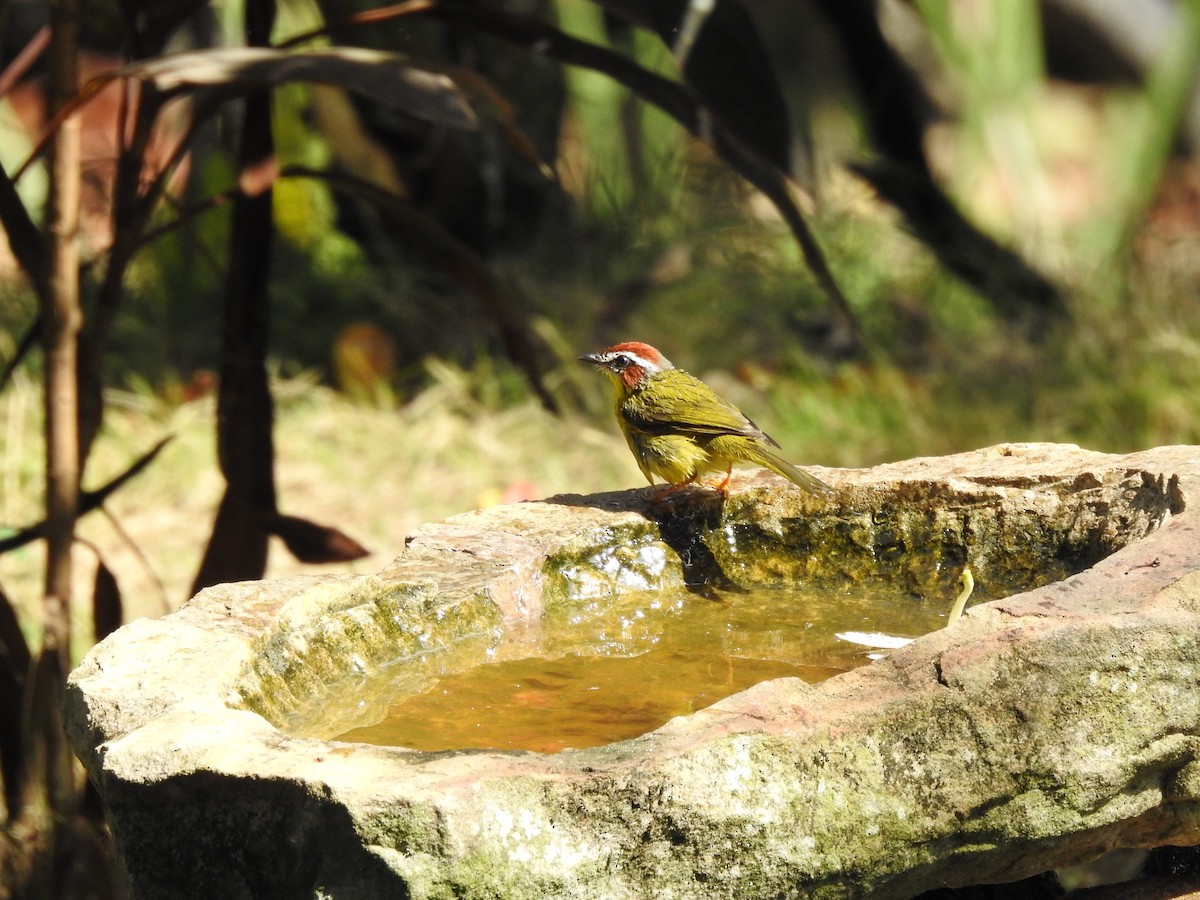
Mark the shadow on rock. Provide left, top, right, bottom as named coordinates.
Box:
left=115, top=770, right=404, bottom=900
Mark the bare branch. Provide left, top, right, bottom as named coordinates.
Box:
left=283, top=0, right=863, bottom=347
left=0, top=437, right=173, bottom=556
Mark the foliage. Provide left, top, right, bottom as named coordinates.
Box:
left=0, top=0, right=1198, bottom=896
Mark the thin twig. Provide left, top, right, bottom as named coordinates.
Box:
left=278, top=0, right=864, bottom=347
left=0, top=162, right=49, bottom=302
left=99, top=507, right=171, bottom=615
left=135, top=186, right=240, bottom=249
left=290, top=164, right=562, bottom=411
left=0, top=26, right=50, bottom=99
left=0, top=437, right=173, bottom=555
left=0, top=319, right=40, bottom=393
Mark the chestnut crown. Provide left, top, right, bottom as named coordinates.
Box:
left=579, top=341, right=674, bottom=389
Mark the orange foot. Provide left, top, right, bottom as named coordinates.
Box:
left=713, top=466, right=733, bottom=497
left=649, top=475, right=698, bottom=503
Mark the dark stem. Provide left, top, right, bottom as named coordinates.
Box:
left=42, top=0, right=81, bottom=661
left=192, top=0, right=280, bottom=592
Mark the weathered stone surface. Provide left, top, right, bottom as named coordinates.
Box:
left=64, top=444, right=1200, bottom=899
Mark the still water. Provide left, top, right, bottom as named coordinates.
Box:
left=334, top=583, right=951, bottom=753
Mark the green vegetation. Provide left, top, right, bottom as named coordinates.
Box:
left=2, top=0, right=1200, bottom=896
left=7, top=257, right=1200, bottom=628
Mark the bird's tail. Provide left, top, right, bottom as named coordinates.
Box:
left=747, top=446, right=835, bottom=496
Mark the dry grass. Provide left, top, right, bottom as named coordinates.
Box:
left=6, top=283, right=1200, bottom=662
left=0, top=363, right=642, bottom=656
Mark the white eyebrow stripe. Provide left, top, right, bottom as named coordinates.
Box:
left=610, top=350, right=664, bottom=371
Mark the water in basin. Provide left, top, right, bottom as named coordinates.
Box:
left=333, top=582, right=952, bottom=752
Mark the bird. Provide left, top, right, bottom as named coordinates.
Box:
left=579, top=341, right=833, bottom=496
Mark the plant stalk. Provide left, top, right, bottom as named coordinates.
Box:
left=43, top=0, right=81, bottom=663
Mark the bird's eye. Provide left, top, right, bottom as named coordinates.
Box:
left=612, top=354, right=631, bottom=370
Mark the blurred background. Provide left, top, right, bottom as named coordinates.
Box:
left=1, top=0, right=1199, bottom=894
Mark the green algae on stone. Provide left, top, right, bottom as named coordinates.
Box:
left=235, top=576, right=504, bottom=734
left=65, top=445, right=1200, bottom=899
left=233, top=452, right=1181, bottom=748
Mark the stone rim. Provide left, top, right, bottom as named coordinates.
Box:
left=65, top=443, right=1200, bottom=899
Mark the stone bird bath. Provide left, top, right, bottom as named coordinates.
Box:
left=65, top=444, right=1200, bottom=898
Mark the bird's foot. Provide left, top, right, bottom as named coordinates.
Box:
left=650, top=480, right=694, bottom=503
left=648, top=478, right=730, bottom=511
left=686, top=469, right=733, bottom=498
left=713, top=467, right=733, bottom=497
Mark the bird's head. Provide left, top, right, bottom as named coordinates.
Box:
left=579, top=341, right=674, bottom=393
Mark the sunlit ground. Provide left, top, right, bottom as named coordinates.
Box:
left=4, top=294, right=1200, bottom=664
left=3, top=66, right=1200, bottom=668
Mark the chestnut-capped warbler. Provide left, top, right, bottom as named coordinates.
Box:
left=580, top=341, right=832, bottom=495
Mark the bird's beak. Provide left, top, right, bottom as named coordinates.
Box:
left=578, top=352, right=605, bottom=366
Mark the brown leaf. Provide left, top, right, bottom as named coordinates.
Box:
left=238, top=153, right=279, bottom=197
left=0, top=584, right=30, bottom=685
left=270, top=514, right=370, bottom=564
left=0, top=585, right=27, bottom=819
left=118, top=47, right=478, bottom=130
left=92, top=560, right=123, bottom=644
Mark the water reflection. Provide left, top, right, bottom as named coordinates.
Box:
left=334, top=583, right=948, bottom=752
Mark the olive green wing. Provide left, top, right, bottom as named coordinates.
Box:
left=621, top=370, right=779, bottom=446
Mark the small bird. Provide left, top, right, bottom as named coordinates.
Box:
left=580, top=341, right=833, bottom=496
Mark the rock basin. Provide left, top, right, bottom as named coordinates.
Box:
left=64, top=444, right=1200, bottom=899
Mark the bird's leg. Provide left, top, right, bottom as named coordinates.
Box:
left=714, top=465, right=733, bottom=497
left=651, top=475, right=696, bottom=502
